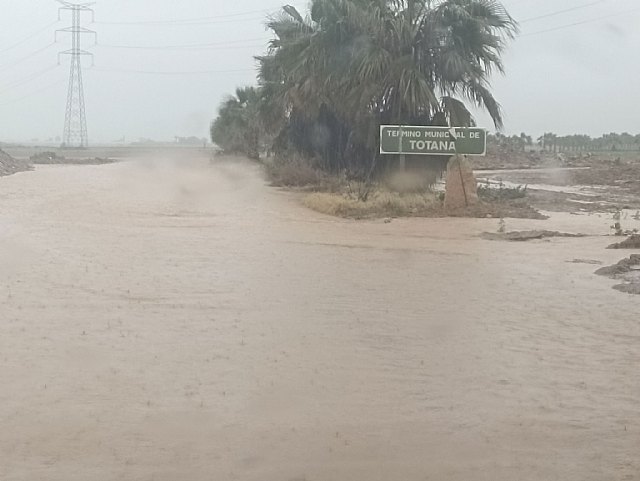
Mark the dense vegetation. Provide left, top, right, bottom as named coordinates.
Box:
left=212, top=0, right=517, bottom=177
left=210, top=87, right=263, bottom=160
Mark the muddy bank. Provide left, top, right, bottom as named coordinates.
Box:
left=481, top=230, right=587, bottom=241
left=608, top=234, right=640, bottom=249
left=0, top=149, right=32, bottom=177
left=474, top=153, right=640, bottom=214
left=30, top=151, right=118, bottom=165
left=595, top=254, right=640, bottom=294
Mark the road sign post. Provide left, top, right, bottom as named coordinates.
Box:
left=399, top=125, right=406, bottom=171
left=380, top=125, right=487, bottom=156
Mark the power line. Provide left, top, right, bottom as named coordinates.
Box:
left=90, top=66, right=255, bottom=76
left=0, top=77, right=66, bottom=108
left=0, top=20, right=59, bottom=54
left=104, top=15, right=267, bottom=27
left=0, top=4, right=48, bottom=26
left=520, top=0, right=605, bottom=23
left=0, top=42, right=57, bottom=71
left=97, top=43, right=265, bottom=52
left=0, top=65, right=60, bottom=95
left=520, top=6, right=640, bottom=37
left=95, top=14, right=267, bottom=27
left=95, top=39, right=267, bottom=51
left=97, top=11, right=265, bottom=25
left=504, top=0, right=533, bottom=6
left=93, top=6, right=289, bottom=26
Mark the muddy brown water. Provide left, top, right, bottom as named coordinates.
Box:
left=1, top=151, right=639, bottom=481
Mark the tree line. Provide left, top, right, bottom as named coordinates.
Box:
left=211, top=0, right=517, bottom=177
left=490, top=132, right=640, bottom=153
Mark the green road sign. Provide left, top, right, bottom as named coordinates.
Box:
left=380, top=125, right=487, bottom=156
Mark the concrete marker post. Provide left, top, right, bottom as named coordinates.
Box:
left=399, top=125, right=406, bottom=171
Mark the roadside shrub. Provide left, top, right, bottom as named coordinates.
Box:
left=477, top=181, right=527, bottom=201
left=264, top=154, right=342, bottom=191
left=303, top=191, right=438, bottom=218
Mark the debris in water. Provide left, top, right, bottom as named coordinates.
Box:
left=481, top=230, right=587, bottom=242
left=567, top=259, right=603, bottom=265
left=498, top=218, right=506, bottom=233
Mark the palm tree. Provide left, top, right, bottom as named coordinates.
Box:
left=538, top=132, right=557, bottom=152
left=210, top=87, right=263, bottom=159
left=258, top=0, right=518, bottom=174
left=520, top=132, right=532, bottom=151
left=620, top=132, right=634, bottom=151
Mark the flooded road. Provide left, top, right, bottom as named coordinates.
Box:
left=1, top=152, right=639, bottom=481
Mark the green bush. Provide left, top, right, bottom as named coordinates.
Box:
left=477, top=182, right=527, bottom=201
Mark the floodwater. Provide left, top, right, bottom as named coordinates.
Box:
left=1, top=151, right=639, bottom=481
left=475, top=167, right=609, bottom=197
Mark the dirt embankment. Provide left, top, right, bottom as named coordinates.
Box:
left=30, top=151, right=117, bottom=165
left=0, top=149, right=32, bottom=177
left=481, top=230, right=586, bottom=241
left=608, top=235, right=640, bottom=249
left=595, top=254, right=640, bottom=294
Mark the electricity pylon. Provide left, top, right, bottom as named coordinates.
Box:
left=56, top=1, right=96, bottom=148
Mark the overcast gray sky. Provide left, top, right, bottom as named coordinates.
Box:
left=0, top=0, right=639, bottom=143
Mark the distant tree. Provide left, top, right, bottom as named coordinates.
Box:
left=620, top=132, right=634, bottom=151
left=537, top=133, right=555, bottom=152
left=210, top=87, right=263, bottom=159
left=543, top=133, right=558, bottom=152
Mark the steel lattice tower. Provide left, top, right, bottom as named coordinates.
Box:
left=56, top=1, right=96, bottom=148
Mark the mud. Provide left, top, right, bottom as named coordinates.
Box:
left=1, top=150, right=639, bottom=481
left=595, top=255, right=640, bottom=295
left=440, top=200, right=546, bottom=220
left=29, top=151, right=66, bottom=163
left=608, top=234, right=640, bottom=249
left=0, top=149, right=32, bottom=177
left=475, top=153, right=640, bottom=213
left=481, top=230, right=587, bottom=241
left=30, top=151, right=117, bottom=165
left=595, top=254, right=640, bottom=276
left=567, top=259, right=603, bottom=265
left=613, top=282, right=640, bottom=295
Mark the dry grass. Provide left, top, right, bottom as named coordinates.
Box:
left=304, top=191, right=546, bottom=220
left=303, top=191, right=440, bottom=219
left=264, top=155, right=341, bottom=191
left=266, top=154, right=544, bottom=220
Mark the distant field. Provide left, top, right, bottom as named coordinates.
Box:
left=1, top=144, right=209, bottom=161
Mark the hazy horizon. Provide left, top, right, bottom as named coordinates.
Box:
left=1, top=0, right=639, bottom=144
